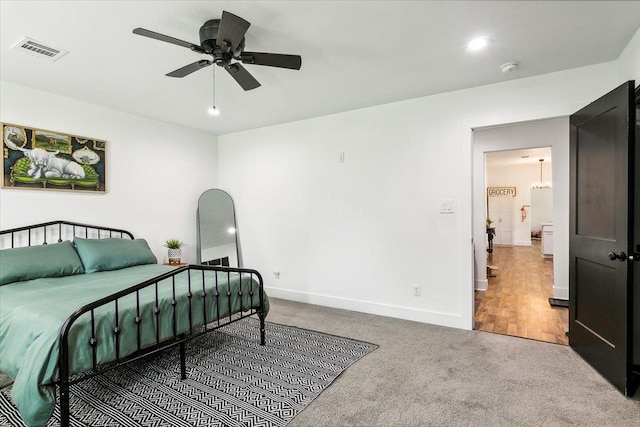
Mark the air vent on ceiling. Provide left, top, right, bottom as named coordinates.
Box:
left=11, top=37, right=68, bottom=62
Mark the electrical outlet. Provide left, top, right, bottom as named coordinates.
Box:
left=413, top=285, right=421, bottom=296
left=273, top=271, right=280, bottom=279
left=339, top=152, right=345, bottom=163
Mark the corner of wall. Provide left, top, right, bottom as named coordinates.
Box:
left=617, top=27, right=640, bottom=82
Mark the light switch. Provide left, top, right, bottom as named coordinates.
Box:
left=440, top=199, right=454, bottom=214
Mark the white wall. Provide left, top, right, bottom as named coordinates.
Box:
left=0, top=81, right=218, bottom=263
left=530, top=188, right=553, bottom=232
left=219, top=61, right=620, bottom=330
left=617, top=27, right=640, bottom=82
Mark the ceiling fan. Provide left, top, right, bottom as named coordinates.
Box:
left=133, top=11, right=302, bottom=91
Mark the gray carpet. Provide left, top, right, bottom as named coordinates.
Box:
left=0, top=317, right=377, bottom=426
left=266, top=298, right=640, bottom=427
left=3, top=298, right=640, bottom=426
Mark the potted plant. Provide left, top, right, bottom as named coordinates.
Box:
left=164, top=239, right=184, bottom=265
left=486, top=218, right=493, bottom=228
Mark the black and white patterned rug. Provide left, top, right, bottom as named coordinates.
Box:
left=0, top=318, right=377, bottom=427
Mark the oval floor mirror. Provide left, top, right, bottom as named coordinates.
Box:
left=197, top=189, right=242, bottom=267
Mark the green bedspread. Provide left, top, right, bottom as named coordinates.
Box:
left=0, top=264, right=268, bottom=426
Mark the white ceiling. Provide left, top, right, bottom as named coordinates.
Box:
left=1, top=1, right=639, bottom=136
left=485, top=147, right=552, bottom=167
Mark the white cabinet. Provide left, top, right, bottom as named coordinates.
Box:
left=541, top=223, right=553, bottom=257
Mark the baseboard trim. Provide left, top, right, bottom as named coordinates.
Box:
left=552, top=286, right=568, bottom=300
left=513, top=240, right=532, bottom=247
left=264, top=286, right=464, bottom=329
left=475, top=279, right=488, bottom=291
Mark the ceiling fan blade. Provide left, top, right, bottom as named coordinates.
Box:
left=217, top=11, right=250, bottom=52
left=225, top=63, right=261, bottom=91
left=166, top=60, right=212, bottom=78
left=133, top=28, right=205, bottom=53
left=240, top=52, right=302, bottom=70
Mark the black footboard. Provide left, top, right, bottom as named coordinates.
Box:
left=57, top=264, right=266, bottom=427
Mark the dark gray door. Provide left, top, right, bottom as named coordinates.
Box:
left=569, top=81, right=637, bottom=395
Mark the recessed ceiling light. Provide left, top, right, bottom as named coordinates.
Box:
left=467, top=36, right=491, bottom=51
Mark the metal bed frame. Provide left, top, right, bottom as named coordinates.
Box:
left=0, top=220, right=266, bottom=427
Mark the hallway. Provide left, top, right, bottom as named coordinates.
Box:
left=474, top=241, right=569, bottom=345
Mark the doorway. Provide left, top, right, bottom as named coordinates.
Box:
left=476, top=147, right=567, bottom=344
left=472, top=118, right=570, bottom=345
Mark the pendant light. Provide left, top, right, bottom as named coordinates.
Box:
left=531, top=158, right=551, bottom=189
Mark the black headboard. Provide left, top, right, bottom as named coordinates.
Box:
left=0, top=220, right=134, bottom=249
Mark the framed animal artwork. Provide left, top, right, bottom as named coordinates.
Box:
left=1, top=123, right=107, bottom=193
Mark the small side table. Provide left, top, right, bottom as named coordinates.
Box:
left=163, top=262, right=189, bottom=268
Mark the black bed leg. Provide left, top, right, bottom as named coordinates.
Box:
left=59, top=383, right=70, bottom=427
left=259, top=313, right=266, bottom=346
left=179, top=340, right=187, bottom=380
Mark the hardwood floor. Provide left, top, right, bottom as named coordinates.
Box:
left=474, top=241, right=569, bottom=345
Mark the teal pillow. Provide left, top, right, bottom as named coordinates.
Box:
left=74, top=238, right=157, bottom=274
left=0, top=241, right=85, bottom=285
